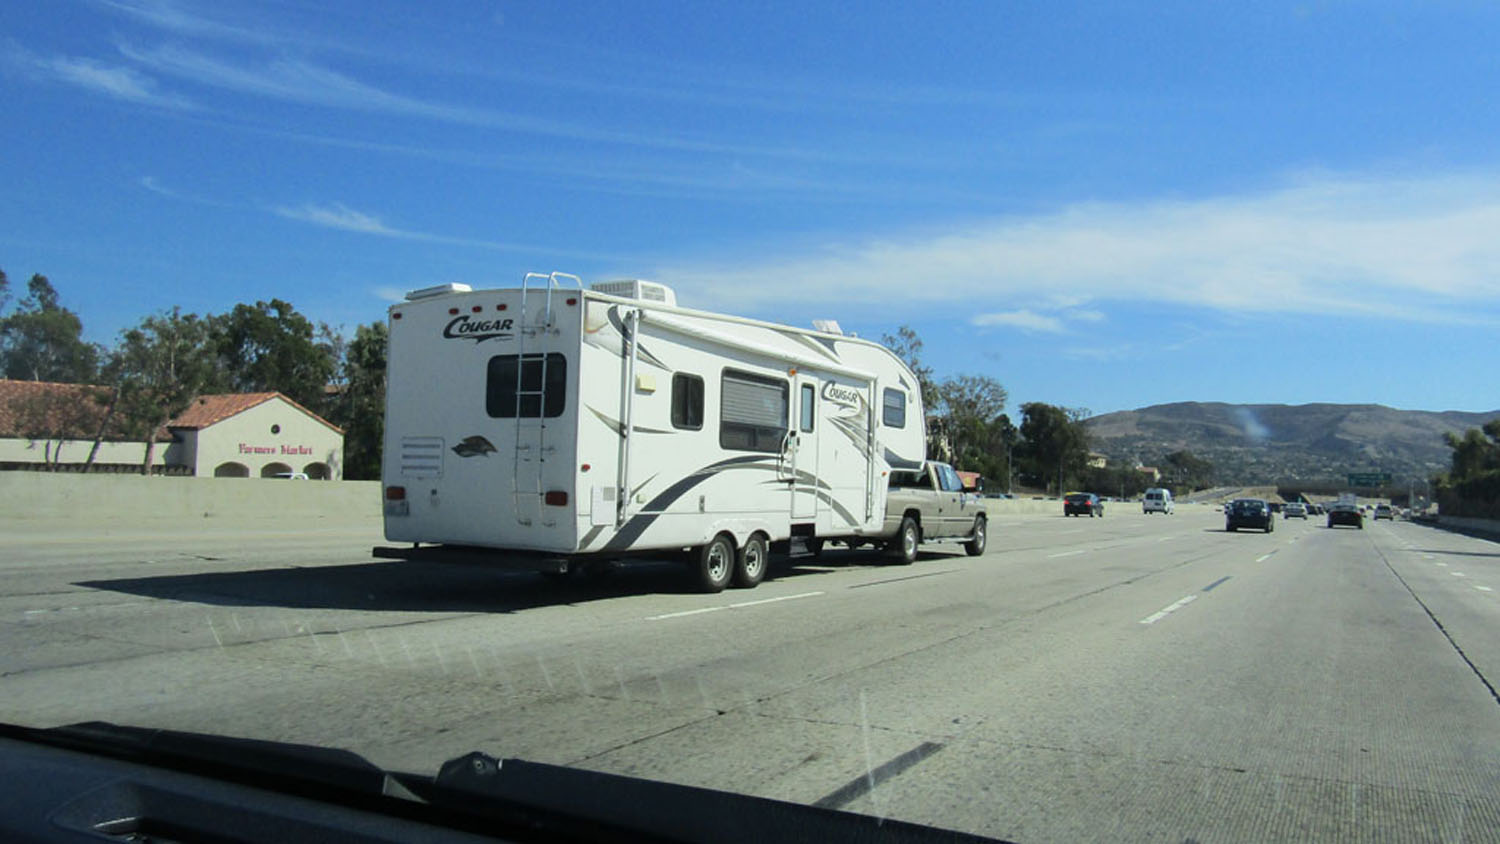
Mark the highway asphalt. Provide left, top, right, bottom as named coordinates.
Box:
left=3, top=506, right=1498, bottom=841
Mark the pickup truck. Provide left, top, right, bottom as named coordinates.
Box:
left=882, top=461, right=988, bottom=564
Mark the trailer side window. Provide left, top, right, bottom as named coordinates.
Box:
left=671, top=373, right=704, bottom=430
left=882, top=387, right=906, bottom=428
left=486, top=353, right=567, bottom=418
left=720, top=370, right=788, bottom=453
left=800, top=384, right=815, bottom=433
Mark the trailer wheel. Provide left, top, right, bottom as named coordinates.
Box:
left=964, top=517, right=987, bottom=557
left=693, top=534, right=735, bottom=593
left=890, top=517, right=919, bottom=565
left=732, top=534, right=769, bottom=588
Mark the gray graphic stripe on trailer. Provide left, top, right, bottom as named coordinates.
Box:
left=606, top=305, right=670, bottom=370
left=601, top=455, right=776, bottom=551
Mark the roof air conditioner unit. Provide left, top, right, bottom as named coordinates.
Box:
left=405, top=283, right=472, bottom=301
left=589, top=279, right=677, bottom=307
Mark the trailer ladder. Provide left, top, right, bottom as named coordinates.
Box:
left=511, top=271, right=581, bottom=526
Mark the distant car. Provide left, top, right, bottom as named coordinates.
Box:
left=1226, top=498, right=1274, bottom=533
left=1283, top=502, right=1307, bottom=519
left=1373, top=503, right=1394, bottom=520
left=1064, top=492, right=1105, bottom=517
left=1327, top=504, right=1364, bottom=529
left=1143, top=488, right=1174, bottom=515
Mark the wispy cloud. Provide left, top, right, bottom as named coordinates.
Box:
left=272, top=202, right=620, bottom=261
left=971, top=310, right=1067, bottom=333
left=5, top=44, right=191, bottom=109
left=657, top=171, right=1500, bottom=326
left=115, top=44, right=835, bottom=161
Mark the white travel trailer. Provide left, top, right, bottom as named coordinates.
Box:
left=377, top=272, right=927, bottom=591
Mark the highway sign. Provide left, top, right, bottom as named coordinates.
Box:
left=1347, top=472, right=1392, bottom=486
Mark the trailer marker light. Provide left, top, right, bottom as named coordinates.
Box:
left=544, top=490, right=569, bottom=506
left=581, top=463, right=591, bottom=472
left=566, top=297, right=577, bottom=305
left=448, top=307, right=459, bottom=315
left=496, top=304, right=508, bottom=311
left=471, top=305, right=482, bottom=313
left=392, top=312, right=402, bottom=320
left=386, top=486, right=406, bottom=501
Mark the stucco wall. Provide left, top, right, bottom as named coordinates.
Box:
left=191, top=398, right=344, bottom=479
left=0, top=437, right=166, bottom=467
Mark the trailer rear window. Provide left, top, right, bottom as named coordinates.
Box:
left=720, top=370, right=788, bottom=453
left=486, top=353, right=567, bottom=418
left=882, top=387, right=906, bottom=428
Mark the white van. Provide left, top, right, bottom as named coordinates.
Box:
left=1143, top=488, right=1174, bottom=514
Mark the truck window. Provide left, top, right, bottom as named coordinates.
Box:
left=719, top=369, right=788, bottom=453
left=671, top=373, right=704, bottom=430
left=486, top=353, right=566, bottom=418
left=882, top=388, right=906, bottom=428
left=938, top=464, right=963, bottom=492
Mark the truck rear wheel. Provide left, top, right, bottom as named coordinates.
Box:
left=693, top=534, right=735, bottom=593
left=964, top=517, right=987, bottom=557
left=890, top=517, right=919, bottom=565
left=732, top=534, right=769, bottom=588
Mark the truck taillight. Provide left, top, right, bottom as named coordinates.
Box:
left=386, top=486, right=406, bottom=501
left=544, top=490, right=568, bottom=506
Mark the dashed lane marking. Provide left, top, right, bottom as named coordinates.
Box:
left=645, top=591, right=824, bottom=621
left=1477, top=586, right=1494, bottom=592
left=1256, top=552, right=1276, bottom=562
left=1140, top=595, right=1198, bottom=625
left=1451, top=572, right=1467, bottom=577
left=1048, top=549, right=1087, bottom=558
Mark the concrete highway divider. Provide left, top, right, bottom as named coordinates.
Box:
left=0, top=472, right=382, bottom=531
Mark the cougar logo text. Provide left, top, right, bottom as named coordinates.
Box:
left=443, top=315, right=514, bottom=343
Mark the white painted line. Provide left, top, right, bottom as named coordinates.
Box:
left=1436, top=562, right=1448, bottom=567
left=1156, top=535, right=1177, bottom=543
left=1476, top=586, right=1494, bottom=592
left=1048, top=549, right=1087, bottom=558
left=1140, top=594, right=1198, bottom=625
left=646, top=606, right=726, bottom=621
left=1423, top=554, right=1435, bottom=559
left=1255, top=553, right=1275, bottom=562
left=728, top=591, right=825, bottom=610
left=646, top=590, right=824, bottom=621
left=1451, top=572, right=1466, bottom=577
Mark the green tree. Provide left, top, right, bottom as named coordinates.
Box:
left=939, top=373, right=1008, bottom=478
left=113, top=308, right=218, bottom=474
left=0, top=273, right=100, bottom=382
left=1162, top=449, right=1215, bottom=492
left=212, top=299, right=337, bottom=411
left=327, top=321, right=387, bottom=480
left=880, top=325, right=941, bottom=412
left=1018, top=402, right=1092, bottom=494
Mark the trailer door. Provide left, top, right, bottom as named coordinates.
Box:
left=790, top=376, right=820, bottom=520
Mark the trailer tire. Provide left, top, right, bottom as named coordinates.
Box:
left=890, top=517, right=919, bottom=565
left=732, top=534, right=769, bottom=588
left=964, top=516, right=987, bottom=556
left=693, top=534, right=735, bottom=593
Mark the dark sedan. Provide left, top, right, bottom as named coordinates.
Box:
left=1327, top=504, right=1364, bottom=529
left=1226, top=498, right=1274, bottom=533
left=1063, top=492, right=1105, bottom=517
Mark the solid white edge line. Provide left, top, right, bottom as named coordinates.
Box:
left=647, top=590, right=825, bottom=621
left=1476, top=586, right=1494, bottom=592
left=1048, top=549, right=1087, bottom=558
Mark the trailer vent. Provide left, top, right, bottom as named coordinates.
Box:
left=400, top=436, right=444, bottom=478
left=589, top=279, right=677, bottom=307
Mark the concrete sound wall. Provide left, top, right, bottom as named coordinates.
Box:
left=0, top=472, right=381, bottom=528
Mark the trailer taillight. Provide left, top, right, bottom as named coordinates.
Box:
left=386, top=486, right=406, bottom=501
left=392, top=312, right=402, bottom=320
left=566, top=297, right=577, bottom=305
left=544, top=490, right=568, bottom=506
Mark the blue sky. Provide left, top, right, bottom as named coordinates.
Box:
left=3, top=0, right=1498, bottom=415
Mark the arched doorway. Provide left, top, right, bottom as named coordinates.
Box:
left=260, top=462, right=293, bottom=478
left=214, top=462, right=250, bottom=478
left=303, top=462, right=331, bottom=480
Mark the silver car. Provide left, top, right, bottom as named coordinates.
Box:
left=1283, top=502, right=1307, bottom=519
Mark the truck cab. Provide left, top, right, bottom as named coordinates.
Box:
left=882, top=461, right=987, bottom=563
